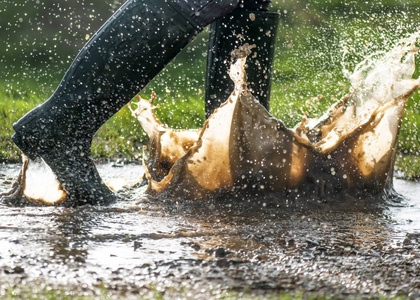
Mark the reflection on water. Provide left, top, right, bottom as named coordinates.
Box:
left=392, top=179, right=420, bottom=238
left=0, top=163, right=419, bottom=297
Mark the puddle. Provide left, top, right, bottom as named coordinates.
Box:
left=0, top=163, right=419, bottom=298
left=391, top=179, right=420, bottom=238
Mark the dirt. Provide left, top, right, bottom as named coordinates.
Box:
left=0, top=163, right=419, bottom=299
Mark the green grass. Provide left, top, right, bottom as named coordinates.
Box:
left=2, top=284, right=411, bottom=300
left=2, top=287, right=92, bottom=300
left=395, top=153, right=420, bottom=179
left=0, top=82, right=42, bottom=161
left=0, top=5, right=419, bottom=178
left=0, top=284, right=334, bottom=300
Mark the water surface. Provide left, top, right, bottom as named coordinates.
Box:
left=0, top=163, right=419, bottom=298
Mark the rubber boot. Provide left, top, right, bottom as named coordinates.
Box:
left=12, top=0, right=239, bottom=206
left=205, top=7, right=280, bottom=117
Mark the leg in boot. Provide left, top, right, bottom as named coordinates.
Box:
left=205, top=1, right=280, bottom=117
left=12, top=0, right=239, bottom=206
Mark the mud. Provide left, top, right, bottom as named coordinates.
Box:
left=0, top=163, right=419, bottom=299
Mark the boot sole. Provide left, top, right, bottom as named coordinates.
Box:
left=13, top=132, right=119, bottom=206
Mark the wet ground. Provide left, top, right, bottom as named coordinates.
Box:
left=0, top=163, right=419, bottom=299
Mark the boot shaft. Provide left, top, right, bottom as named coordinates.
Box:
left=14, top=0, right=203, bottom=141
left=55, top=0, right=203, bottom=128
left=205, top=8, right=280, bottom=117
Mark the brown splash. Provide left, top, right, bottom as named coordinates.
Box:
left=133, top=41, right=419, bottom=200
left=1, top=155, right=67, bottom=206
left=128, top=93, right=200, bottom=182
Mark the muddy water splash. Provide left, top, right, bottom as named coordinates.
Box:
left=134, top=36, right=419, bottom=200
left=1, top=156, right=66, bottom=206
left=1, top=34, right=420, bottom=205
left=128, top=93, right=200, bottom=182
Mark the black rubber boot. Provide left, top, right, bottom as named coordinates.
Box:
left=205, top=6, right=280, bottom=117
left=12, top=0, right=239, bottom=206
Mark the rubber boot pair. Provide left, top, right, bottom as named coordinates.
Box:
left=12, top=0, right=240, bottom=206
left=12, top=0, right=277, bottom=206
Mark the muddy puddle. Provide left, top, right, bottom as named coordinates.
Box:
left=0, top=163, right=419, bottom=298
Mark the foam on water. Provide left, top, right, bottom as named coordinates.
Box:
left=348, top=31, right=419, bottom=115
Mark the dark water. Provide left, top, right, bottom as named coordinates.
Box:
left=0, top=163, right=419, bottom=298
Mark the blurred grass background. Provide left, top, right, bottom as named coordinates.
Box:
left=0, top=0, right=419, bottom=177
